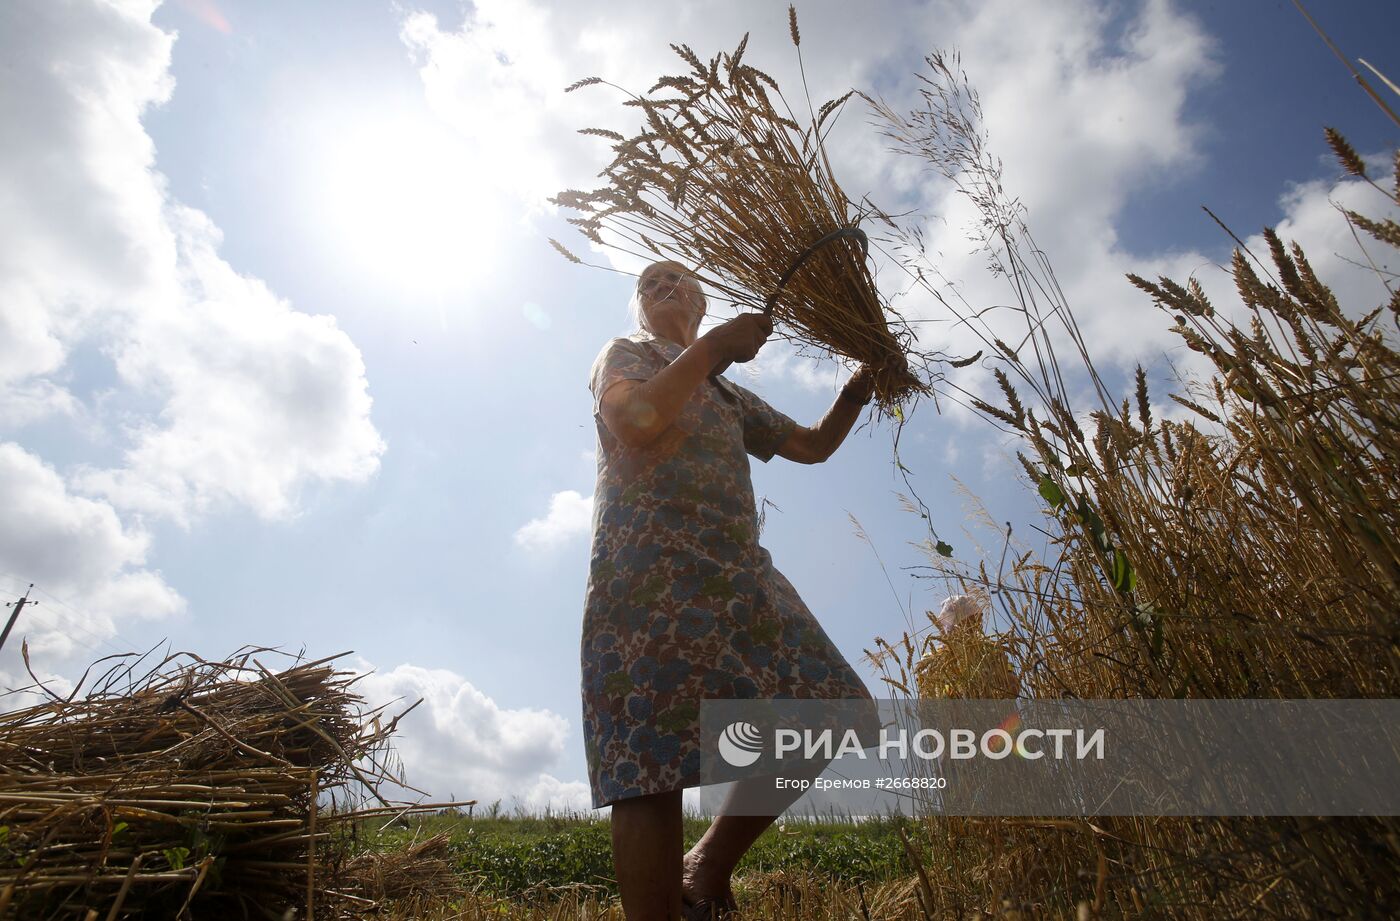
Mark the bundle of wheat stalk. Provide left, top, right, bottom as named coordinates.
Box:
left=551, top=7, right=930, bottom=409
left=0, top=646, right=439, bottom=920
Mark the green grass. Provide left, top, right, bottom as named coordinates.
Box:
left=354, top=809, right=912, bottom=898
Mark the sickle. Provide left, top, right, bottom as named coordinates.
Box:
left=762, top=226, right=869, bottom=317
left=710, top=226, right=869, bottom=383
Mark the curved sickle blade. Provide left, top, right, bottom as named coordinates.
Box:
left=710, top=225, right=869, bottom=383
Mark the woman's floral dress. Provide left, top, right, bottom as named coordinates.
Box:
left=581, top=330, right=873, bottom=808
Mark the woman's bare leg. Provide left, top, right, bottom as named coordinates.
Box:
left=683, top=759, right=829, bottom=905
left=681, top=808, right=772, bottom=906
left=611, top=789, right=684, bottom=921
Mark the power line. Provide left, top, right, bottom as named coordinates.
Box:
left=20, top=606, right=132, bottom=662
left=0, top=571, right=148, bottom=655
left=29, top=584, right=146, bottom=654
left=0, top=575, right=147, bottom=664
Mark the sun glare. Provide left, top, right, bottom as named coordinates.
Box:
left=313, top=111, right=497, bottom=297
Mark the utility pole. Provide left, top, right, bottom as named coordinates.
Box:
left=0, top=583, right=36, bottom=654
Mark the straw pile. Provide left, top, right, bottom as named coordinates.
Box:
left=551, top=7, right=930, bottom=408
left=0, top=646, right=434, bottom=920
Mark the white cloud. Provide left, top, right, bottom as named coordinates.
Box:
left=952, top=0, right=1217, bottom=233
left=1, top=1, right=384, bottom=525
left=1088, top=157, right=1400, bottom=434
left=1245, top=165, right=1398, bottom=321
left=0, top=0, right=175, bottom=418
left=0, top=1, right=385, bottom=653
left=399, top=2, right=576, bottom=206
left=0, top=443, right=183, bottom=663
left=870, top=0, right=1223, bottom=419
left=743, top=337, right=847, bottom=396
left=515, top=490, right=594, bottom=551
left=73, top=205, right=386, bottom=524
left=517, top=773, right=596, bottom=814
left=353, top=660, right=593, bottom=812
left=0, top=666, right=76, bottom=714
left=398, top=0, right=916, bottom=211
left=0, top=382, right=79, bottom=429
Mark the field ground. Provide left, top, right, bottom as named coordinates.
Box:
left=355, top=810, right=912, bottom=900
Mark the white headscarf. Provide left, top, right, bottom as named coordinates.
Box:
left=936, top=594, right=982, bottom=633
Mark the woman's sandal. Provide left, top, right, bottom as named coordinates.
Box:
left=682, top=891, right=739, bottom=921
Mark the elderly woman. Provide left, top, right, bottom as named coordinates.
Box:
left=582, top=260, right=875, bottom=920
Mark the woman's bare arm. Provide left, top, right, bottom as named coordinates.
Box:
left=599, top=314, right=773, bottom=449
left=776, top=365, right=876, bottom=464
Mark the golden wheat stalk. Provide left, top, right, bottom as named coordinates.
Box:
left=553, top=10, right=931, bottom=408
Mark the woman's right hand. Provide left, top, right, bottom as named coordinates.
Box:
left=702, top=313, right=773, bottom=368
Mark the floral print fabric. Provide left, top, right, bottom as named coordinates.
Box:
left=581, top=330, right=873, bottom=808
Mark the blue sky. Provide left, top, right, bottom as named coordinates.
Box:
left=2, top=0, right=1397, bottom=810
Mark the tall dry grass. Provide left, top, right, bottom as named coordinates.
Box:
left=863, top=49, right=1400, bottom=919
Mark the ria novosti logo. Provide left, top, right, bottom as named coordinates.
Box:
left=718, top=721, right=764, bottom=767
left=716, top=720, right=1105, bottom=765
